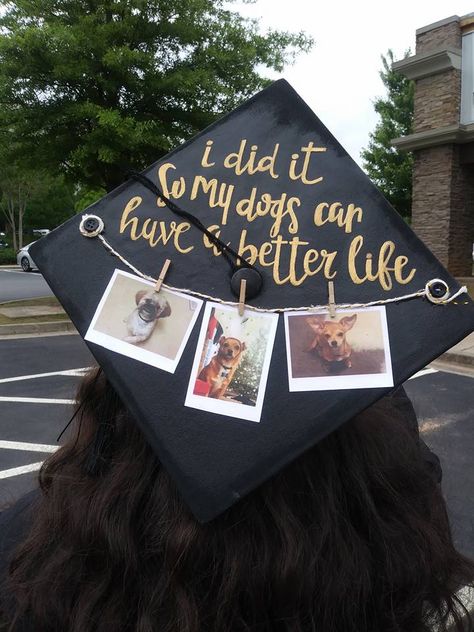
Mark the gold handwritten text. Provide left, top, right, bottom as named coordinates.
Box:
left=190, top=176, right=235, bottom=226
left=120, top=196, right=193, bottom=253
left=235, top=188, right=300, bottom=237
left=348, top=236, right=416, bottom=290
left=156, top=163, right=186, bottom=208
left=201, top=140, right=216, bottom=167
left=223, top=140, right=280, bottom=179
left=288, top=142, right=326, bottom=185
left=313, top=202, right=363, bottom=234
left=238, top=229, right=337, bottom=286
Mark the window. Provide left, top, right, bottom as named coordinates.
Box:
left=461, top=31, right=474, bottom=124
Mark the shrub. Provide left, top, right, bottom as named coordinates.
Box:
left=0, top=248, right=17, bottom=265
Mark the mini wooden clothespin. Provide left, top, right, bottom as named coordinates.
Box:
left=238, top=279, right=247, bottom=317
left=154, top=258, right=171, bottom=293
left=328, top=281, right=336, bottom=319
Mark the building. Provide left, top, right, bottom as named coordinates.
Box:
left=392, top=14, right=474, bottom=277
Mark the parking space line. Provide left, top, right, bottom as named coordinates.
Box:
left=0, top=396, right=75, bottom=404
left=0, top=440, right=58, bottom=453
left=0, top=462, right=44, bottom=480
left=0, top=367, right=91, bottom=384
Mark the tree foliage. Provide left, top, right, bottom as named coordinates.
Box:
left=24, top=174, right=75, bottom=230
left=361, top=50, right=414, bottom=219
left=0, top=0, right=312, bottom=192
left=0, top=161, right=75, bottom=249
left=0, top=126, right=74, bottom=244
left=0, top=163, right=30, bottom=251
left=74, top=186, right=107, bottom=212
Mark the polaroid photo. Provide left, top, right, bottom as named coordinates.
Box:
left=85, top=269, right=203, bottom=373
left=284, top=306, right=393, bottom=391
left=185, top=303, right=278, bottom=423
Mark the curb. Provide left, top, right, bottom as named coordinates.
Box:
left=0, top=320, right=76, bottom=336
left=0, top=295, right=58, bottom=307
left=431, top=359, right=474, bottom=378
left=440, top=351, right=474, bottom=367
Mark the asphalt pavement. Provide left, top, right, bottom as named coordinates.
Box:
left=0, top=334, right=95, bottom=502
left=405, top=369, right=474, bottom=558
left=0, top=269, right=54, bottom=303
left=0, top=333, right=473, bottom=561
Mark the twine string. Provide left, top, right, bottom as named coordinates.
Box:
left=96, top=234, right=468, bottom=313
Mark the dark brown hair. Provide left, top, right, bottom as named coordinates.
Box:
left=3, top=369, right=474, bottom=631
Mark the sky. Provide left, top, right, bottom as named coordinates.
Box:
left=236, top=0, right=473, bottom=166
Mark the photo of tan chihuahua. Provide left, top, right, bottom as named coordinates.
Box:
left=306, top=314, right=357, bottom=370
left=198, top=336, right=246, bottom=399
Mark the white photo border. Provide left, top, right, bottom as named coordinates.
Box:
left=85, top=268, right=203, bottom=373
left=284, top=306, right=394, bottom=392
left=185, top=302, right=279, bottom=423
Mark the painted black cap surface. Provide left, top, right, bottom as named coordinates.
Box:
left=30, top=80, right=474, bottom=522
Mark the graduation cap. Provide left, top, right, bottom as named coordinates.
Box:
left=30, top=79, right=473, bottom=522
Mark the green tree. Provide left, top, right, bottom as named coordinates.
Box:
left=0, top=164, right=28, bottom=251
left=361, top=50, right=414, bottom=219
left=24, top=174, right=75, bottom=230
left=0, top=0, right=312, bottom=192
left=0, top=161, right=44, bottom=251
left=74, top=186, right=107, bottom=213
left=0, top=162, right=75, bottom=249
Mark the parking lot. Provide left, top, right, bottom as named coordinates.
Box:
left=0, top=333, right=94, bottom=503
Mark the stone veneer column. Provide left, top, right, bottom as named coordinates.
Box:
left=392, top=15, right=474, bottom=277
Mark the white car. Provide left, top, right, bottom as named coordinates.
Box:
left=17, top=242, right=38, bottom=272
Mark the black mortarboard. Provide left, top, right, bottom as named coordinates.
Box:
left=30, top=79, right=474, bottom=522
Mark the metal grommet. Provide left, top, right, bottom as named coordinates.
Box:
left=425, top=278, right=450, bottom=304
left=230, top=267, right=263, bottom=300
left=79, top=214, right=104, bottom=238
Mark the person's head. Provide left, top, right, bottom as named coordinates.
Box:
left=4, top=368, right=474, bottom=632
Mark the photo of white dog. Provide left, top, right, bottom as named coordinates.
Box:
left=123, top=289, right=171, bottom=345
left=85, top=269, right=202, bottom=373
